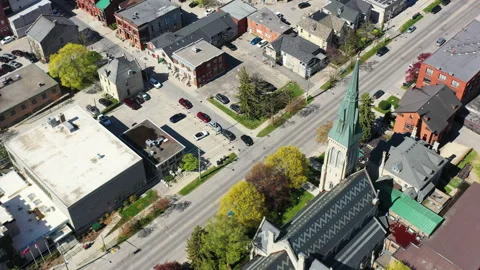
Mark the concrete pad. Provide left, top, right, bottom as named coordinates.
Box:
left=440, top=142, right=472, bottom=166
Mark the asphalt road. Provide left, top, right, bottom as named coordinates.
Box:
left=83, top=1, right=480, bottom=269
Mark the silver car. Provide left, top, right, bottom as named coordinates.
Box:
left=3, top=53, right=16, bottom=60
left=209, top=121, right=222, bottom=132
left=8, top=61, right=22, bottom=69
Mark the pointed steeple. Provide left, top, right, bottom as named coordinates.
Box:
left=328, top=58, right=363, bottom=148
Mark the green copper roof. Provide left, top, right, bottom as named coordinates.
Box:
left=95, top=0, right=111, bottom=10
left=328, top=59, right=363, bottom=148
left=379, top=185, right=444, bottom=235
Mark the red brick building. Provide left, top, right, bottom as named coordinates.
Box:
left=393, top=85, right=461, bottom=145
left=218, top=0, right=257, bottom=36
left=0, top=0, right=12, bottom=37
left=171, top=41, right=226, bottom=88
left=76, top=0, right=121, bottom=26
left=114, top=0, right=182, bottom=50
left=416, top=19, right=480, bottom=104
left=247, top=7, right=290, bottom=42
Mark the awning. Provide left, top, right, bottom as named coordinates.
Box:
left=95, top=0, right=111, bottom=11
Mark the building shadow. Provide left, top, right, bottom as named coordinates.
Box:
left=79, top=28, right=103, bottom=46
left=181, top=10, right=199, bottom=26
left=105, top=115, right=130, bottom=136
left=143, top=66, right=169, bottom=84
left=224, top=54, right=243, bottom=73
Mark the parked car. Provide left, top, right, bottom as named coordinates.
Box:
left=1, top=36, right=14, bottom=44
left=298, top=2, right=310, bottom=9
left=179, top=98, right=193, bottom=109
left=99, top=98, right=113, bottom=107
left=1, top=64, right=14, bottom=72
left=140, top=91, right=151, bottom=100
left=197, top=112, right=211, bottom=123
left=406, top=26, right=416, bottom=33
left=204, top=8, right=215, bottom=16
left=258, top=40, right=268, bottom=48
left=124, top=98, right=141, bottom=110
left=11, top=50, right=24, bottom=57
left=250, top=37, right=262, bottom=45
left=0, top=57, right=9, bottom=63
left=221, top=129, right=236, bottom=141
left=412, top=12, right=421, bottom=20
left=86, top=105, right=100, bottom=116
left=373, top=90, right=385, bottom=99
left=241, top=135, right=253, bottom=146
left=24, top=52, right=38, bottom=63
left=134, top=94, right=144, bottom=104
left=3, top=53, right=16, bottom=60
left=230, top=104, right=242, bottom=114
left=376, top=47, right=389, bottom=57
left=149, top=77, right=162, bottom=88
left=441, top=0, right=450, bottom=5
left=188, top=1, right=198, bottom=7
left=209, top=121, right=222, bottom=132
left=224, top=42, right=237, bottom=51
left=436, top=37, right=446, bottom=46
left=431, top=5, right=441, bottom=14
left=170, top=113, right=186, bottom=123
left=2, top=77, right=13, bottom=85
left=215, top=93, right=230, bottom=104
left=98, top=114, right=111, bottom=126
left=193, top=131, right=209, bottom=141
left=8, top=61, right=22, bottom=69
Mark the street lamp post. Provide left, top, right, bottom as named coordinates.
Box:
left=305, top=68, right=311, bottom=102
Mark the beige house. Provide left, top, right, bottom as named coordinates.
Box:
left=297, top=11, right=347, bottom=49
left=98, top=56, right=144, bottom=101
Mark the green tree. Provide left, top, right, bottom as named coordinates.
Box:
left=218, top=181, right=267, bottom=228
left=48, top=43, right=102, bottom=90
left=341, top=29, right=359, bottom=56
left=202, top=215, right=250, bottom=269
left=387, top=261, right=411, bottom=270
left=181, top=153, right=198, bottom=171
left=186, top=226, right=209, bottom=269
left=236, top=67, right=257, bottom=119
left=359, top=93, right=376, bottom=142
left=265, top=146, right=309, bottom=188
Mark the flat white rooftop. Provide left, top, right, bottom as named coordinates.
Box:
left=0, top=171, right=69, bottom=251
left=6, top=106, right=142, bottom=207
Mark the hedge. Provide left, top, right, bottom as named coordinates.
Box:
left=378, top=100, right=391, bottom=111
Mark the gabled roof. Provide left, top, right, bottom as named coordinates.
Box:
left=395, top=85, right=462, bottom=133
left=26, top=15, right=76, bottom=43
left=270, top=34, right=324, bottom=64
left=219, top=0, right=257, bottom=20
left=383, top=135, right=447, bottom=192
left=378, top=185, right=443, bottom=236
left=323, top=0, right=360, bottom=23
left=246, top=170, right=385, bottom=270
left=149, top=11, right=236, bottom=58
left=342, top=0, right=372, bottom=15
left=297, top=16, right=333, bottom=40
left=115, top=0, right=179, bottom=27
left=310, top=11, right=346, bottom=33
left=424, top=19, right=480, bottom=82
left=248, top=7, right=291, bottom=34
left=97, top=56, right=141, bottom=86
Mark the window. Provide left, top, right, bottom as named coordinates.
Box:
left=404, top=123, right=413, bottom=130
left=31, top=98, right=37, bottom=105
left=0, top=114, right=4, bottom=122
left=21, top=104, right=26, bottom=110
left=426, top=68, right=433, bottom=75
left=439, top=74, right=446, bottom=81
left=10, top=109, right=15, bottom=116
left=41, top=93, right=47, bottom=99
left=424, top=77, right=431, bottom=85
left=451, top=80, right=460, bottom=88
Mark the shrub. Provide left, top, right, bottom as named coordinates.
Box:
left=285, top=97, right=305, bottom=114
left=378, top=100, right=391, bottom=111
left=129, top=195, right=137, bottom=203
left=154, top=198, right=170, bottom=212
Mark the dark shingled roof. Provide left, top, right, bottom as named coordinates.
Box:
left=394, top=183, right=480, bottom=270
left=245, top=170, right=386, bottom=270
left=270, top=34, right=325, bottom=63
left=395, top=85, right=462, bottom=134
left=26, top=15, right=77, bottom=42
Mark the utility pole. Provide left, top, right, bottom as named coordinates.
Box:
left=56, top=243, right=69, bottom=270
left=305, top=68, right=311, bottom=102
left=384, top=10, right=393, bottom=42
left=198, top=148, right=201, bottom=180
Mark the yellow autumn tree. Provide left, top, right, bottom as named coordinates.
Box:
left=48, top=43, right=102, bottom=90
left=387, top=261, right=411, bottom=270
left=265, top=146, right=309, bottom=188
left=218, top=181, right=267, bottom=228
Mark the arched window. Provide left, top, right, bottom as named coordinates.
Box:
left=336, top=151, right=343, bottom=168
left=329, top=147, right=337, bottom=165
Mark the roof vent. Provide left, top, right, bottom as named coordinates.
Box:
left=53, top=20, right=57, bottom=23
left=127, top=70, right=134, bottom=75
left=191, top=46, right=200, bottom=53
left=38, top=82, right=45, bottom=87
left=106, top=70, right=111, bottom=76
left=337, top=7, right=342, bottom=15
left=392, top=162, right=403, bottom=173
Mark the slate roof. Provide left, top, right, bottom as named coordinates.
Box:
left=324, top=0, right=359, bottom=23
left=297, top=16, right=332, bottom=40
left=395, top=183, right=480, bottom=270
left=26, top=15, right=76, bottom=42
left=378, top=185, right=443, bottom=236
left=270, top=34, right=324, bottom=64
left=395, top=85, right=462, bottom=133
left=424, top=19, right=480, bottom=82
left=219, top=0, right=257, bottom=20
left=97, top=56, right=141, bottom=86
left=252, top=217, right=281, bottom=253
left=148, top=11, right=236, bottom=58
left=172, top=40, right=224, bottom=69
left=248, top=7, right=291, bottom=34
left=245, top=169, right=386, bottom=270
left=309, top=11, right=346, bottom=33
left=383, top=135, right=447, bottom=193
left=115, top=0, right=179, bottom=27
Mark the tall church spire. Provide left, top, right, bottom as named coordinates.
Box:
left=319, top=58, right=363, bottom=191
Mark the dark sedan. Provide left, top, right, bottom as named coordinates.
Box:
left=99, top=98, right=113, bottom=107
left=298, top=2, right=310, bottom=8
left=221, top=129, right=236, bottom=141
left=373, top=90, right=385, bottom=99
left=124, top=98, right=141, bottom=110
left=224, top=42, right=237, bottom=51
left=179, top=98, right=193, bottom=109
left=241, top=135, right=253, bottom=146
left=1, top=64, right=14, bottom=72
left=170, top=113, right=186, bottom=123
left=376, top=47, right=389, bottom=57
left=215, top=93, right=230, bottom=104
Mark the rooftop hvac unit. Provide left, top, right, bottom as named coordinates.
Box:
left=47, top=116, right=59, bottom=127
left=63, top=121, right=75, bottom=133
left=146, top=139, right=155, bottom=147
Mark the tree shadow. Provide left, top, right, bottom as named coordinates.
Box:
left=298, top=104, right=319, bottom=118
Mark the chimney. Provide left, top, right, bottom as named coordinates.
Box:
left=411, top=125, right=417, bottom=139
left=191, top=46, right=200, bottom=53
left=59, top=113, right=66, bottom=123
left=106, top=70, right=111, bottom=76
left=379, top=151, right=387, bottom=177
left=372, top=189, right=380, bottom=205
left=297, top=253, right=306, bottom=270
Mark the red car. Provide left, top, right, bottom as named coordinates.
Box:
left=179, top=98, right=193, bottom=109
left=197, top=112, right=211, bottom=123
left=124, top=98, right=141, bottom=110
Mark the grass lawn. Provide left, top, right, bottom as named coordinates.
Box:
left=456, top=150, right=480, bottom=181
left=386, top=95, right=400, bottom=108
left=448, top=177, right=462, bottom=188
left=208, top=98, right=266, bottom=129
left=179, top=153, right=237, bottom=195
left=282, top=189, right=314, bottom=224
left=399, top=14, right=424, bottom=33
left=283, top=81, right=304, bottom=98
left=120, top=190, right=159, bottom=219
